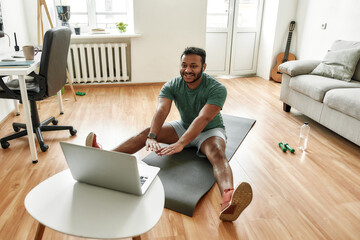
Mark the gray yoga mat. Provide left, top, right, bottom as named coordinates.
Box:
left=142, top=114, right=256, bottom=216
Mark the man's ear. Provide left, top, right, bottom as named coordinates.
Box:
left=202, top=63, right=207, bottom=71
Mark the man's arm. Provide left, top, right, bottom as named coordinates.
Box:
left=146, top=97, right=172, bottom=152
left=156, top=103, right=221, bottom=156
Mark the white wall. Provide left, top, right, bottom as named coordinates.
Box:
left=131, top=0, right=207, bottom=83
left=0, top=0, right=30, bottom=122
left=256, top=0, right=279, bottom=79
left=0, top=0, right=30, bottom=55
left=257, top=0, right=360, bottom=80
left=257, top=0, right=298, bottom=80
left=295, top=0, right=360, bottom=60
left=23, top=0, right=56, bottom=46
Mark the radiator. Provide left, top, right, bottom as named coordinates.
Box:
left=67, top=43, right=129, bottom=84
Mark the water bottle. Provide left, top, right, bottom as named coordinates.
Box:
left=298, top=122, right=310, bottom=151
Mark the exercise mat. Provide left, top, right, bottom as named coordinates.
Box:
left=142, top=114, right=256, bottom=216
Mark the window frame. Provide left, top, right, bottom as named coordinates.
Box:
left=53, top=0, right=134, bottom=32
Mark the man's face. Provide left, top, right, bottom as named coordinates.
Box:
left=180, top=54, right=206, bottom=84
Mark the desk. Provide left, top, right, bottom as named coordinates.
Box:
left=25, top=169, right=165, bottom=239
left=0, top=54, right=41, bottom=163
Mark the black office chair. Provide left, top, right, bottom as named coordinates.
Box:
left=0, top=27, right=77, bottom=152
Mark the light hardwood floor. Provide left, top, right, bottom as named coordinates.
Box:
left=0, top=77, right=359, bottom=240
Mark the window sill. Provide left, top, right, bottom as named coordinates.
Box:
left=71, top=31, right=141, bottom=40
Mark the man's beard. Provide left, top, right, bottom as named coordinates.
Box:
left=181, top=68, right=203, bottom=84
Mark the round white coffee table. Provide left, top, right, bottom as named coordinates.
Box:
left=25, top=169, right=164, bottom=240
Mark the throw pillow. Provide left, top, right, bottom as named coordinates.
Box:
left=310, top=48, right=360, bottom=82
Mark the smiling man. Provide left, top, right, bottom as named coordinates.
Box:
left=86, top=47, right=253, bottom=221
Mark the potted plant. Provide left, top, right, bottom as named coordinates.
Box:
left=115, top=22, right=128, bottom=33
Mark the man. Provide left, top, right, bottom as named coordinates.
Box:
left=86, top=47, right=252, bottom=221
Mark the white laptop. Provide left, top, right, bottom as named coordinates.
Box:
left=60, top=142, right=160, bottom=196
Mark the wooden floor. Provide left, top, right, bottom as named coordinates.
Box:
left=0, top=77, right=359, bottom=240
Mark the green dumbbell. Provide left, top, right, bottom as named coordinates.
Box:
left=278, top=142, right=287, bottom=152
left=284, top=143, right=295, bottom=153
left=76, top=91, right=86, bottom=96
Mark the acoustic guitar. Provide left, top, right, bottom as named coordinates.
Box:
left=271, top=21, right=296, bottom=83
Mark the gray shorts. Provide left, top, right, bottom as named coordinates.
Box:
left=168, top=120, right=227, bottom=158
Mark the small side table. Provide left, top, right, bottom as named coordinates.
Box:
left=25, top=169, right=164, bottom=239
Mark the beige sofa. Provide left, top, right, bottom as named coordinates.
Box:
left=279, top=40, right=360, bottom=146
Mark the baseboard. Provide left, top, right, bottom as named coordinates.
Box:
left=64, top=82, right=165, bottom=89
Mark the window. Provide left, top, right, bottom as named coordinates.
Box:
left=206, top=0, right=230, bottom=29
left=206, top=0, right=259, bottom=30
left=54, top=0, right=134, bottom=32
left=236, top=0, right=258, bottom=28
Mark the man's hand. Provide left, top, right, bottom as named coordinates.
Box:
left=156, top=142, right=185, bottom=156
left=146, top=138, right=162, bottom=152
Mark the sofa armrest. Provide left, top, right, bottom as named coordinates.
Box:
left=278, top=60, right=321, bottom=77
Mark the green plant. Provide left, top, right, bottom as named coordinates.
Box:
left=115, top=22, right=128, bottom=33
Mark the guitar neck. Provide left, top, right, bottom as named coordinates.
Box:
left=283, top=32, right=293, bottom=62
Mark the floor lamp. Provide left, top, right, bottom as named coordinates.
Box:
left=37, top=0, right=77, bottom=102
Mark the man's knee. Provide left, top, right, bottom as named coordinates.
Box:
left=138, top=127, right=150, bottom=139
left=157, top=124, right=179, bottom=144
left=202, top=137, right=227, bottom=163
left=210, top=146, right=227, bottom=162
left=137, top=125, right=178, bottom=144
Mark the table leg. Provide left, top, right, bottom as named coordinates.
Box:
left=66, top=70, right=77, bottom=102
left=132, top=236, right=141, bottom=240
left=34, top=222, right=45, bottom=240
left=18, top=75, right=38, bottom=163
left=57, top=90, right=64, bottom=114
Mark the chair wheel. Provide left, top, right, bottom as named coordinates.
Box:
left=40, top=144, right=49, bottom=152
left=13, top=126, right=20, bottom=132
left=52, top=119, right=58, bottom=125
left=1, top=141, right=10, bottom=149
left=70, top=129, right=77, bottom=136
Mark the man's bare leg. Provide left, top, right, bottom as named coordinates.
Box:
left=200, top=136, right=233, bottom=194
left=200, top=136, right=252, bottom=221
left=112, top=123, right=179, bottom=154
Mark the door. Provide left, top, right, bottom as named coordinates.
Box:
left=206, top=0, right=263, bottom=76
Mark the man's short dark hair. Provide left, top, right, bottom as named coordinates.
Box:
left=181, top=47, right=206, bottom=65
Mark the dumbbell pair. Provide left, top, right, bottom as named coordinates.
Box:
left=278, top=142, right=295, bottom=153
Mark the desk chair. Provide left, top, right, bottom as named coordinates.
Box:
left=0, top=27, right=77, bottom=152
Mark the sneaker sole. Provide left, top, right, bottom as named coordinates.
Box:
left=85, top=132, right=95, bottom=147
left=219, top=182, right=253, bottom=221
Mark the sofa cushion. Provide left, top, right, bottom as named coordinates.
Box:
left=323, top=88, right=360, bottom=121
left=331, top=40, right=360, bottom=81
left=310, top=48, right=360, bottom=82
left=289, top=75, right=360, bottom=102
left=279, top=60, right=321, bottom=77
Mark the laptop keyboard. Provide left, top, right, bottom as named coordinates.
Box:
left=140, top=176, right=148, bottom=186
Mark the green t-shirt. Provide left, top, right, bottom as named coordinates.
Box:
left=159, top=73, right=227, bottom=131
